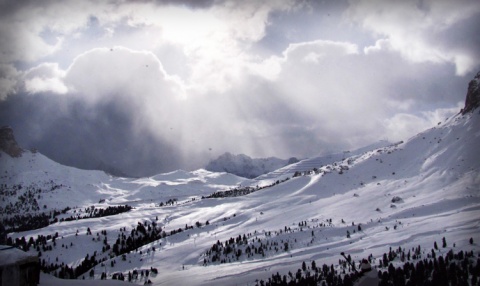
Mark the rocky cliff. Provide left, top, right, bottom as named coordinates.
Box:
left=0, top=126, right=24, bottom=157
left=462, top=71, right=480, bottom=114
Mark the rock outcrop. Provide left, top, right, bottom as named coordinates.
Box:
left=462, top=71, right=480, bottom=114
left=0, top=126, right=24, bottom=157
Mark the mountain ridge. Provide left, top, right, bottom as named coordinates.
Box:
left=205, top=152, right=299, bottom=178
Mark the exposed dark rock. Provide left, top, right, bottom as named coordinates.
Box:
left=462, top=71, right=480, bottom=114
left=0, top=126, right=24, bottom=157
left=287, top=157, right=299, bottom=164
left=391, top=196, right=403, bottom=203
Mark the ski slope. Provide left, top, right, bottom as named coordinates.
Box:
left=1, top=111, right=479, bottom=286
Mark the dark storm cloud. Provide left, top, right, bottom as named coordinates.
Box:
left=0, top=91, right=183, bottom=177
left=0, top=0, right=35, bottom=15
left=434, top=11, right=480, bottom=67
left=0, top=0, right=217, bottom=14
left=150, top=0, right=217, bottom=9
left=255, top=0, right=354, bottom=55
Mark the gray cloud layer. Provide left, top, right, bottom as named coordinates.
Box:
left=0, top=0, right=478, bottom=176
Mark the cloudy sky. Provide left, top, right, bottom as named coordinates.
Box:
left=1, top=0, right=479, bottom=177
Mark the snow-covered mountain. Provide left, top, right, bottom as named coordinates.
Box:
left=1, top=73, right=480, bottom=286
left=256, top=140, right=391, bottom=180
left=205, top=152, right=299, bottom=178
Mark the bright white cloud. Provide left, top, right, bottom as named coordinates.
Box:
left=30, top=1, right=295, bottom=95
left=63, top=47, right=187, bottom=138
left=0, top=64, right=20, bottom=100
left=23, top=63, right=68, bottom=94
left=64, top=47, right=184, bottom=101
left=0, top=1, right=98, bottom=64
left=240, top=37, right=470, bottom=157
left=347, top=0, right=480, bottom=75
left=363, top=38, right=392, bottom=55
left=249, top=40, right=359, bottom=81
left=146, top=1, right=297, bottom=93
left=48, top=37, right=461, bottom=161
left=383, top=104, right=462, bottom=142
left=24, top=77, right=67, bottom=95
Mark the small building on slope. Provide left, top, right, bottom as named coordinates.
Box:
left=0, top=245, right=39, bottom=286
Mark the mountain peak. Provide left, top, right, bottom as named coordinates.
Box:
left=462, top=71, right=480, bottom=114
left=0, top=126, right=24, bottom=157
left=205, top=153, right=298, bottom=178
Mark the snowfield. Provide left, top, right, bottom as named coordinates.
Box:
left=1, top=111, right=479, bottom=285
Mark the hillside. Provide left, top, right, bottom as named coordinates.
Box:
left=256, top=140, right=391, bottom=181
left=1, top=75, right=480, bottom=285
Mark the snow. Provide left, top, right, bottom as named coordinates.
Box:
left=1, top=112, right=479, bottom=285
left=256, top=140, right=391, bottom=180
left=39, top=272, right=131, bottom=286
left=0, top=245, right=37, bottom=267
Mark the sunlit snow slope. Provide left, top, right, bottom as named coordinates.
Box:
left=1, top=110, right=479, bottom=286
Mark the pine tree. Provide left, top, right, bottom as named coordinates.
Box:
left=434, top=241, right=438, bottom=250
left=470, top=237, right=474, bottom=245
left=442, top=237, right=447, bottom=248
left=383, top=253, right=389, bottom=265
